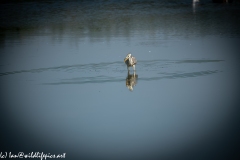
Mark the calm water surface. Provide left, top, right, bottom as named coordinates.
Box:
left=1, top=1, right=240, bottom=159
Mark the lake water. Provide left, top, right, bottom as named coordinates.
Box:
left=1, top=0, right=240, bottom=160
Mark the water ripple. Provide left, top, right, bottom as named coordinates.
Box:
left=140, top=70, right=221, bottom=81
left=44, top=76, right=126, bottom=85
left=0, top=59, right=223, bottom=77
left=0, top=59, right=223, bottom=85
left=0, top=61, right=122, bottom=76
left=43, top=70, right=221, bottom=85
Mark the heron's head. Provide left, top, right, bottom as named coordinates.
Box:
left=124, top=53, right=132, bottom=62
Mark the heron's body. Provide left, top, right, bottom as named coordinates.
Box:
left=124, top=53, right=137, bottom=71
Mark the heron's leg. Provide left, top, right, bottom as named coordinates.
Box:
left=127, top=66, right=129, bottom=71
left=133, top=65, right=135, bottom=71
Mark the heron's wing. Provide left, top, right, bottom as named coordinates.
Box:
left=132, top=57, right=137, bottom=64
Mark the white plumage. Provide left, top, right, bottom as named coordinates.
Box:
left=124, top=53, right=137, bottom=71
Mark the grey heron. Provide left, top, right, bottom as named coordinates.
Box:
left=124, top=53, right=137, bottom=71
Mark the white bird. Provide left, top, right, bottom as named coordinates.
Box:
left=124, top=53, right=137, bottom=71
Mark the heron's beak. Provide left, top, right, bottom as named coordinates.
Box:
left=124, top=57, right=128, bottom=62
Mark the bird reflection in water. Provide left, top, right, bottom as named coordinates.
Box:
left=126, top=71, right=138, bottom=91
